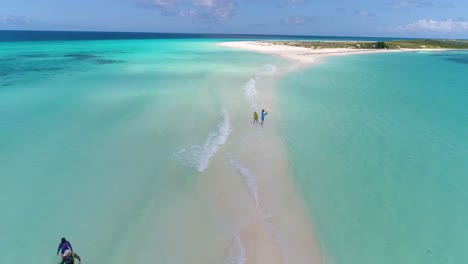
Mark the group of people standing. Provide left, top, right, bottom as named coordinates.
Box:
left=253, top=109, right=268, bottom=125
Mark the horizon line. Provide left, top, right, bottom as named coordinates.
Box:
left=1, top=29, right=466, bottom=41
left=0, top=29, right=420, bottom=40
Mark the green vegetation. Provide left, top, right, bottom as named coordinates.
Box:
left=376, top=41, right=389, bottom=49
left=265, top=39, right=468, bottom=50
left=385, top=39, right=468, bottom=49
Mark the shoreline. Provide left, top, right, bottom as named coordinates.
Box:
left=218, top=41, right=449, bottom=65
left=212, top=41, right=457, bottom=264
left=204, top=64, right=322, bottom=263
left=115, top=40, right=468, bottom=264
left=128, top=41, right=454, bottom=263
left=209, top=47, right=323, bottom=263
left=210, top=40, right=411, bottom=263
left=121, top=55, right=323, bottom=263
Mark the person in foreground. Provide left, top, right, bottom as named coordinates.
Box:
left=57, top=237, right=73, bottom=256
left=253, top=111, right=259, bottom=123
left=59, top=249, right=81, bottom=264
left=261, top=109, right=268, bottom=125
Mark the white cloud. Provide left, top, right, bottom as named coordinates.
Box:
left=136, top=0, right=236, bottom=21
left=281, top=15, right=313, bottom=26
left=148, top=0, right=179, bottom=11
left=391, top=0, right=415, bottom=9
left=178, top=9, right=199, bottom=18
left=210, top=0, right=235, bottom=20
left=336, top=8, right=348, bottom=16
left=0, top=15, right=30, bottom=24
left=193, top=0, right=216, bottom=7
left=392, top=19, right=468, bottom=32
left=389, top=0, right=433, bottom=10
left=287, top=0, right=305, bottom=4
left=355, top=9, right=373, bottom=17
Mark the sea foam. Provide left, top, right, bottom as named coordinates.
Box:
left=261, top=215, right=293, bottom=264
left=256, top=64, right=277, bottom=77
left=175, top=109, right=231, bottom=172
left=243, top=64, right=277, bottom=110
left=243, top=78, right=258, bottom=110
left=225, top=235, right=247, bottom=264
left=226, top=153, right=260, bottom=208
left=226, top=149, right=292, bottom=263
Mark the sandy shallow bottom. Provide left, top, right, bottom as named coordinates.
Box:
left=117, top=40, right=424, bottom=264
left=113, top=41, right=406, bottom=264
left=108, top=42, right=459, bottom=264
left=199, top=71, right=323, bottom=264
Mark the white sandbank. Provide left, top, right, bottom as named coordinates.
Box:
left=218, top=41, right=445, bottom=64
left=205, top=40, right=397, bottom=264
left=207, top=66, right=323, bottom=263
left=134, top=40, right=449, bottom=264
left=123, top=63, right=322, bottom=264
left=138, top=41, right=451, bottom=264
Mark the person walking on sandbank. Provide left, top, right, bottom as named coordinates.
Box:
left=261, top=109, right=268, bottom=125
left=253, top=111, right=259, bottom=123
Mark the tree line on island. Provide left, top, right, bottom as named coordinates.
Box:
left=267, top=39, right=468, bottom=50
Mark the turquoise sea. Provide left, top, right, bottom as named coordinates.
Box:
left=279, top=51, right=468, bottom=264
left=0, top=35, right=285, bottom=263
left=1, top=31, right=467, bottom=264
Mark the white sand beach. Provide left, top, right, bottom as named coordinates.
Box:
left=199, top=59, right=323, bottom=263
left=171, top=40, right=388, bottom=264
left=106, top=41, right=458, bottom=264
left=218, top=41, right=446, bottom=65
left=218, top=41, right=389, bottom=64
left=187, top=41, right=393, bottom=264
left=206, top=72, right=323, bottom=264
left=143, top=69, right=323, bottom=264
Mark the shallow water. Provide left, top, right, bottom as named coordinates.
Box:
left=278, top=51, right=468, bottom=264
left=0, top=38, right=284, bottom=263
left=3, top=32, right=467, bottom=264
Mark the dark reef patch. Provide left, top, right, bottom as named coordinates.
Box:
left=444, top=57, right=468, bottom=64
left=432, top=52, right=468, bottom=65
left=63, top=53, right=125, bottom=64
left=0, top=50, right=126, bottom=84
left=64, top=53, right=101, bottom=60
left=93, top=58, right=124, bottom=64
left=18, top=54, right=50, bottom=59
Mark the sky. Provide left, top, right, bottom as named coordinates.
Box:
left=0, top=0, right=467, bottom=38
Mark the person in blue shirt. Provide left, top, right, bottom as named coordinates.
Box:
left=261, top=109, right=268, bottom=125
left=56, top=237, right=73, bottom=256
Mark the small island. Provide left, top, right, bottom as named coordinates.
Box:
left=263, top=39, right=468, bottom=50
left=220, top=39, right=468, bottom=65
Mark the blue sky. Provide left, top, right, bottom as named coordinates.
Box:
left=1, top=0, right=467, bottom=38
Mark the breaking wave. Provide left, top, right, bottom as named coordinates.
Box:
left=225, top=235, right=247, bottom=264
left=256, top=64, right=277, bottom=77
left=174, top=109, right=231, bottom=172
left=243, top=64, right=277, bottom=110
left=226, top=153, right=260, bottom=208
left=226, top=150, right=293, bottom=263
left=261, top=214, right=293, bottom=264
left=243, top=78, right=258, bottom=110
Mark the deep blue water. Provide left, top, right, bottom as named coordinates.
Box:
left=0, top=30, right=403, bottom=42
